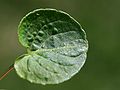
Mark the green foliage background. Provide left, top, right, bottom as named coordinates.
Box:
left=0, top=0, right=120, bottom=90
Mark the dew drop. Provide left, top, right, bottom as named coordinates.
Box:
left=38, top=31, right=44, bottom=36
left=41, top=21, right=45, bottom=26
left=54, top=27, right=58, bottom=31
left=36, top=13, right=39, bottom=15
left=33, top=32, right=37, bottom=37
left=43, top=25, right=48, bottom=30
left=35, top=36, right=42, bottom=43
left=28, top=38, right=33, bottom=42
left=52, top=27, right=58, bottom=35
left=27, top=36, right=32, bottom=40
left=48, top=23, right=53, bottom=29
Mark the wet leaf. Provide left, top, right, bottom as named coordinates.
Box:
left=14, top=8, right=88, bottom=85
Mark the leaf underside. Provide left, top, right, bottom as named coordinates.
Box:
left=14, top=8, right=88, bottom=85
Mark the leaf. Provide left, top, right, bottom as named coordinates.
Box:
left=14, top=8, right=88, bottom=85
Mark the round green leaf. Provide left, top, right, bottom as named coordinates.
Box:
left=15, top=8, right=88, bottom=85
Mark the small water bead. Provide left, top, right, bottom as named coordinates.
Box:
left=28, top=38, right=34, bottom=42
left=27, top=35, right=32, bottom=39
left=33, top=31, right=37, bottom=37
left=48, top=23, right=53, bottom=29
left=24, top=28, right=28, bottom=33
left=52, top=27, right=58, bottom=35
left=54, top=27, right=58, bottom=31
left=35, top=35, right=40, bottom=39
left=30, top=43, right=38, bottom=51
left=41, top=44, right=45, bottom=48
left=38, top=31, right=45, bottom=36
left=35, top=36, right=42, bottom=43
left=27, top=32, right=33, bottom=37
left=62, top=43, right=67, bottom=46
left=22, top=22, right=27, bottom=28
left=41, top=21, right=45, bottom=26
left=36, top=13, right=40, bottom=16
left=43, top=25, right=48, bottom=30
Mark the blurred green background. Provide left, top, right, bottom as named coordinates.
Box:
left=0, top=0, right=120, bottom=90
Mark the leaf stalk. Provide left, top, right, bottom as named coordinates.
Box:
left=0, top=64, right=14, bottom=80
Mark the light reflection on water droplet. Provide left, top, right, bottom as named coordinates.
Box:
left=36, top=13, right=39, bottom=15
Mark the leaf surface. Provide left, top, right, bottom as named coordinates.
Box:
left=15, top=9, right=88, bottom=85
